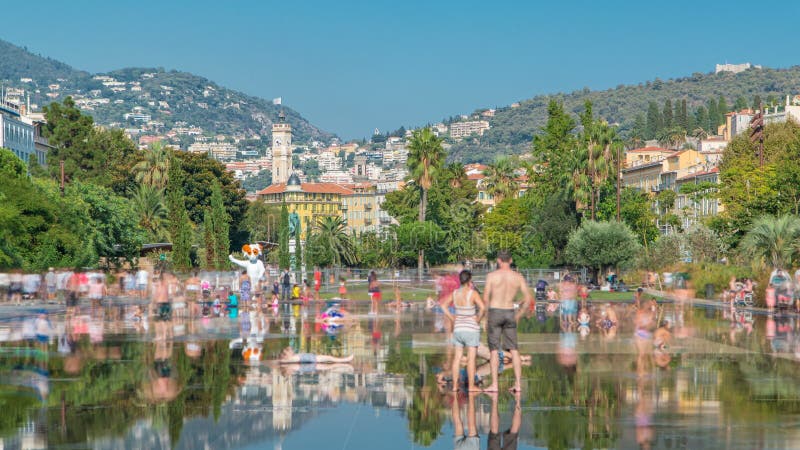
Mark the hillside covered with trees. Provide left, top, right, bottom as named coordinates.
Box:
left=447, top=66, right=800, bottom=162
left=0, top=39, right=335, bottom=144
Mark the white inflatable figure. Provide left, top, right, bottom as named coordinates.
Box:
left=229, top=244, right=265, bottom=284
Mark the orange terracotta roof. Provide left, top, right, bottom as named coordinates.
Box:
left=257, top=183, right=355, bottom=196
left=677, top=167, right=719, bottom=181
left=467, top=173, right=485, bottom=180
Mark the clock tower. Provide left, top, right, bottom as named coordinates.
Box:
left=271, top=110, right=293, bottom=184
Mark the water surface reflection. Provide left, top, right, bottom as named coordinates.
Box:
left=0, top=299, right=798, bottom=449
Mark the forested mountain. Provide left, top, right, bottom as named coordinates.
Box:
left=0, top=39, right=335, bottom=144
left=447, top=66, right=800, bottom=163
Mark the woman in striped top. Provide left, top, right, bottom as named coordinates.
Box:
left=443, top=270, right=485, bottom=392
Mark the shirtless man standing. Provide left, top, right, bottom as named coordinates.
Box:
left=482, top=250, right=532, bottom=393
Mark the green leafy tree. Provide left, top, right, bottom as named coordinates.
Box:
left=396, top=221, right=446, bottom=268
left=241, top=169, right=272, bottom=193
left=0, top=147, right=26, bottom=178
left=43, top=97, right=138, bottom=190
left=565, top=220, right=641, bottom=280
left=684, top=224, right=724, bottom=264
left=734, top=96, right=748, bottom=111
left=242, top=200, right=281, bottom=243
left=172, top=151, right=247, bottom=247
left=597, top=187, right=659, bottom=251
left=0, top=176, right=94, bottom=270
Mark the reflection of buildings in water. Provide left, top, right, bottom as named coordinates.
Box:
left=0, top=418, right=47, bottom=450
left=272, top=372, right=293, bottom=431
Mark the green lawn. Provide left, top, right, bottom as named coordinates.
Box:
left=586, top=291, right=637, bottom=302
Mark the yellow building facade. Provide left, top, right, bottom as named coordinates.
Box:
left=257, top=174, right=353, bottom=239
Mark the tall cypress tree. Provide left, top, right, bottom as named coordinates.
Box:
left=706, top=98, right=718, bottom=132
left=663, top=99, right=673, bottom=129
left=679, top=99, right=689, bottom=131
left=203, top=210, right=215, bottom=269
left=278, top=203, right=290, bottom=269
left=166, top=156, right=192, bottom=271
left=753, top=94, right=762, bottom=111
left=209, top=180, right=230, bottom=269
left=694, top=106, right=708, bottom=133
left=717, top=94, right=729, bottom=121
left=645, top=101, right=662, bottom=139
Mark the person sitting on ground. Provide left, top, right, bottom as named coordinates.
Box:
left=276, top=346, right=354, bottom=364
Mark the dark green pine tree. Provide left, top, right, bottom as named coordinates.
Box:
left=694, top=106, right=708, bottom=133
left=663, top=99, right=673, bottom=129
left=166, top=157, right=192, bottom=271
left=645, top=101, right=662, bottom=139
left=717, top=94, right=729, bottom=120
left=203, top=209, right=216, bottom=269
left=677, top=99, right=689, bottom=131
left=706, top=98, right=718, bottom=132
left=631, top=114, right=646, bottom=142
left=733, top=96, right=748, bottom=111
left=209, top=180, right=230, bottom=269
left=753, top=95, right=763, bottom=111
left=278, top=203, right=290, bottom=269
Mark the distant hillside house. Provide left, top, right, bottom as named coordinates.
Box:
left=715, top=62, right=761, bottom=74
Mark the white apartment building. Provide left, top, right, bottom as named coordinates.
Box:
left=188, top=142, right=238, bottom=160
left=319, top=170, right=354, bottom=184
left=449, top=120, right=490, bottom=139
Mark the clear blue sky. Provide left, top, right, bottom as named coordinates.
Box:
left=2, top=1, right=798, bottom=139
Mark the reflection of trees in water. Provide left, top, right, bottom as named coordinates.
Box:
left=524, top=355, right=625, bottom=449
left=29, top=339, right=242, bottom=448
left=407, top=386, right=446, bottom=446
left=719, top=357, right=800, bottom=421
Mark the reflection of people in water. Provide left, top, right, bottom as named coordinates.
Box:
left=451, top=392, right=479, bottom=449
left=488, top=390, right=521, bottom=450
left=276, top=347, right=353, bottom=364
left=141, top=315, right=180, bottom=403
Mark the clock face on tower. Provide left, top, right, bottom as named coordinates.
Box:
left=274, top=138, right=282, bottom=146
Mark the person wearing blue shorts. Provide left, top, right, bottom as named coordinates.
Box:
left=443, top=270, right=485, bottom=392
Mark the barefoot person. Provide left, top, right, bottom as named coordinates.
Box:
left=482, top=250, right=532, bottom=393
left=442, top=270, right=485, bottom=392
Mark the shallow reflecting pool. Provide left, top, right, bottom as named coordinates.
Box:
left=1, top=298, right=799, bottom=449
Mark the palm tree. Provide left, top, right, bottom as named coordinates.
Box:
left=441, top=162, right=467, bottom=189
left=691, top=128, right=708, bottom=141
left=482, top=156, right=519, bottom=204
left=130, top=184, right=169, bottom=241
left=407, top=127, right=445, bottom=278
left=133, top=142, right=171, bottom=189
left=657, top=126, right=687, bottom=149
left=740, top=214, right=800, bottom=270
left=310, top=216, right=357, bottom=267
